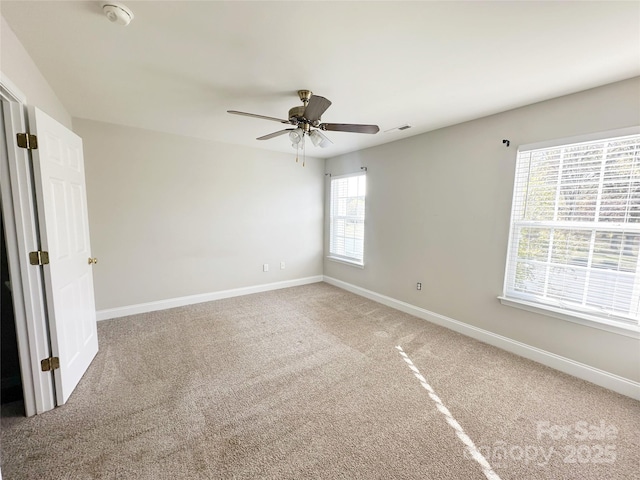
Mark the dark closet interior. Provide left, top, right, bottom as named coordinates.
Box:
left=1, top=207, right=24, bottom=405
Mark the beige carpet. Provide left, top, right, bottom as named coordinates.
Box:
left=1, top=282, right=639, bottom=479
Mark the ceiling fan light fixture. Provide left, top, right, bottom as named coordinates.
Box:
left=289, top=128, right=304, bottom=144
left=310, top=130, right=332, bottom=148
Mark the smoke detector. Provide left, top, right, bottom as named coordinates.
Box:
left=102, top=3, right=134, bottom=26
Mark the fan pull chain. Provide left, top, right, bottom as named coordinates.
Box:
left=302, top=136, right=306, bottom=167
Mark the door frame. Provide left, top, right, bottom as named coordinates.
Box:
left=0, top=72, right=55, bottom=416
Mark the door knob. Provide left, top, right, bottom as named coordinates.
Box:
left=88, top=257, right=98, bottom=265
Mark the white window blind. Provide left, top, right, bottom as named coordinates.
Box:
left=329, top=172, right=366, bottom=265
left=503, top=132, right=640, bottom=330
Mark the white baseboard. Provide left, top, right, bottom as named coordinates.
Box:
left=323, top=276, right=640, bottom=400
left=96, top=276, right=324, bottom=321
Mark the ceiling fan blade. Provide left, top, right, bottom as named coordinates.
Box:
left=228, top=110, right=291, bottom=124
left=303, top=96, right=332, bottom=122
left=257, top=129, right=294, bottom=140
left=320, top=123, right=380, bottom=134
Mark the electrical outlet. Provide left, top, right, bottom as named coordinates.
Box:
left=280, top=261, right=285, bottom=270
left=417, top=282, right=422, bottom=291
left=263, top=264, right=269, bottom=272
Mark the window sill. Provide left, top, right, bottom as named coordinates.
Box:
left=326, top=256, right=364, bottom=269
left=498, top=296, right=640, bottom=339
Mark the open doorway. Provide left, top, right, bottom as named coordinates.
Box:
left=1, top=84, right=99, bottom=415
left=1, top=205, right=24, bottom=408
left=0, top=81, right=52, bottom=417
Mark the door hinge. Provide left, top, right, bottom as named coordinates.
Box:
left=29, top=251, right=50, bottom=266
left=17, top=133, right=38, bottom=150
left=41, top=357, right=60, bottom=372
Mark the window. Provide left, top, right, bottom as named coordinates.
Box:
left=502, top=130, right=640, bottom=333
left=329, top=172, right=366, bottom=265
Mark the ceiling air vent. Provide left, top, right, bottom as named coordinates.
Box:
left=385, top=124, right=412, bottom=133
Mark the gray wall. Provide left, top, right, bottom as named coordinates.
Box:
left=0, top=16, right=71, bottom=128
left=325, top=77, right=640, bottom=382
left=74, top=119, right=324, bottom=310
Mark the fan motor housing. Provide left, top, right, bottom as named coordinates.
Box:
left=288, top=106, right=305, bottom=122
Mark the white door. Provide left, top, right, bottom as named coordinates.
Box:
left=28, top=106, right=98, bottom=405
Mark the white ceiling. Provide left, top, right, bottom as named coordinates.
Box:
left=2, top=1, right=639, bottom=159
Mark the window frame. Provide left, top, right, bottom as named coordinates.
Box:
left=327, top=171, right=366, bottom=267
left=500, top=127, right=640, bottom=339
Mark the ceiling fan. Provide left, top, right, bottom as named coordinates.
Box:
left=227, top=90, right=379, bottom=150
